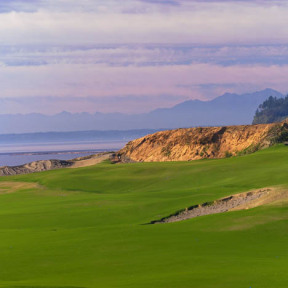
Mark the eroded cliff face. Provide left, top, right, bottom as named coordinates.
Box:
left=0, top=152, right=112, bottom=176
left=0, top=159, right=73, bottom=176
left=117, top=121, right=288, bottom=162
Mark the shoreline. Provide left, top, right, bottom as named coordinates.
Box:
left=0, top=149, right=108, bottom=156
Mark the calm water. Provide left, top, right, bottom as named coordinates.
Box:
left=0, top=140, right=126, bottom=167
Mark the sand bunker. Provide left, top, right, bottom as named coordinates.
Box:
left=150, top=187, right=288, bottom=224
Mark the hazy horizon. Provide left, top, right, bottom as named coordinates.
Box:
left=1, top=88, right=285, bottom=116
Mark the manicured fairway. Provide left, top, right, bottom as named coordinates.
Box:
left=0, top=145, right=288, bottom=287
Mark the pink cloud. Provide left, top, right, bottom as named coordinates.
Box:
left=0, top=62, right=287, bottom=113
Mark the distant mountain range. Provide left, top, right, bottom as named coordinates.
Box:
left=0, top=88, right=284, bottom=134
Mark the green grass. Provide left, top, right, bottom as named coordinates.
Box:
left=0, top=145, right=288, bottom=287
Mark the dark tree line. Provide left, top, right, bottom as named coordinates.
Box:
left=253, top=95, right=288, bottom=124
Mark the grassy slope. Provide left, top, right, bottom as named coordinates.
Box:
left=0, top=145, right=288, bottom=287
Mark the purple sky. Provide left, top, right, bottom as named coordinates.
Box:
left=0, top=0, right=288, bottom=114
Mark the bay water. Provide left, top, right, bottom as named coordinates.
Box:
left=0, top=140, right=126, bottom=167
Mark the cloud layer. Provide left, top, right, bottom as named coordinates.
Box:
left=0, top=0, right=287, bottom=114
left=1, top=1, right=288, bottom=45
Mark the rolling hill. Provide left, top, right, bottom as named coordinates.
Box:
left=0, top=144, right=288, bottom=287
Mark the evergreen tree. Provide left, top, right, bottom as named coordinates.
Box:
left=252, top=95, right=288, bottom=124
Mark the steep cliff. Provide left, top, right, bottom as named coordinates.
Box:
left=117, top=121, right=288, bottom=162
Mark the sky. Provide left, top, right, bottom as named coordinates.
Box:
left=0, top=0, right=288, bottom=114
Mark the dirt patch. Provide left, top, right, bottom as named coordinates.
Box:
left=222, top=215, right=288, bottom=231
left=150, top=187, right=288, bottom=224
left=0, top=181, right=40, bottom=194
left=70, top=152, right=112, bottom=168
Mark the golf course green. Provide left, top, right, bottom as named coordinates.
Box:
left=0, top=144, right=288, bottom=287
